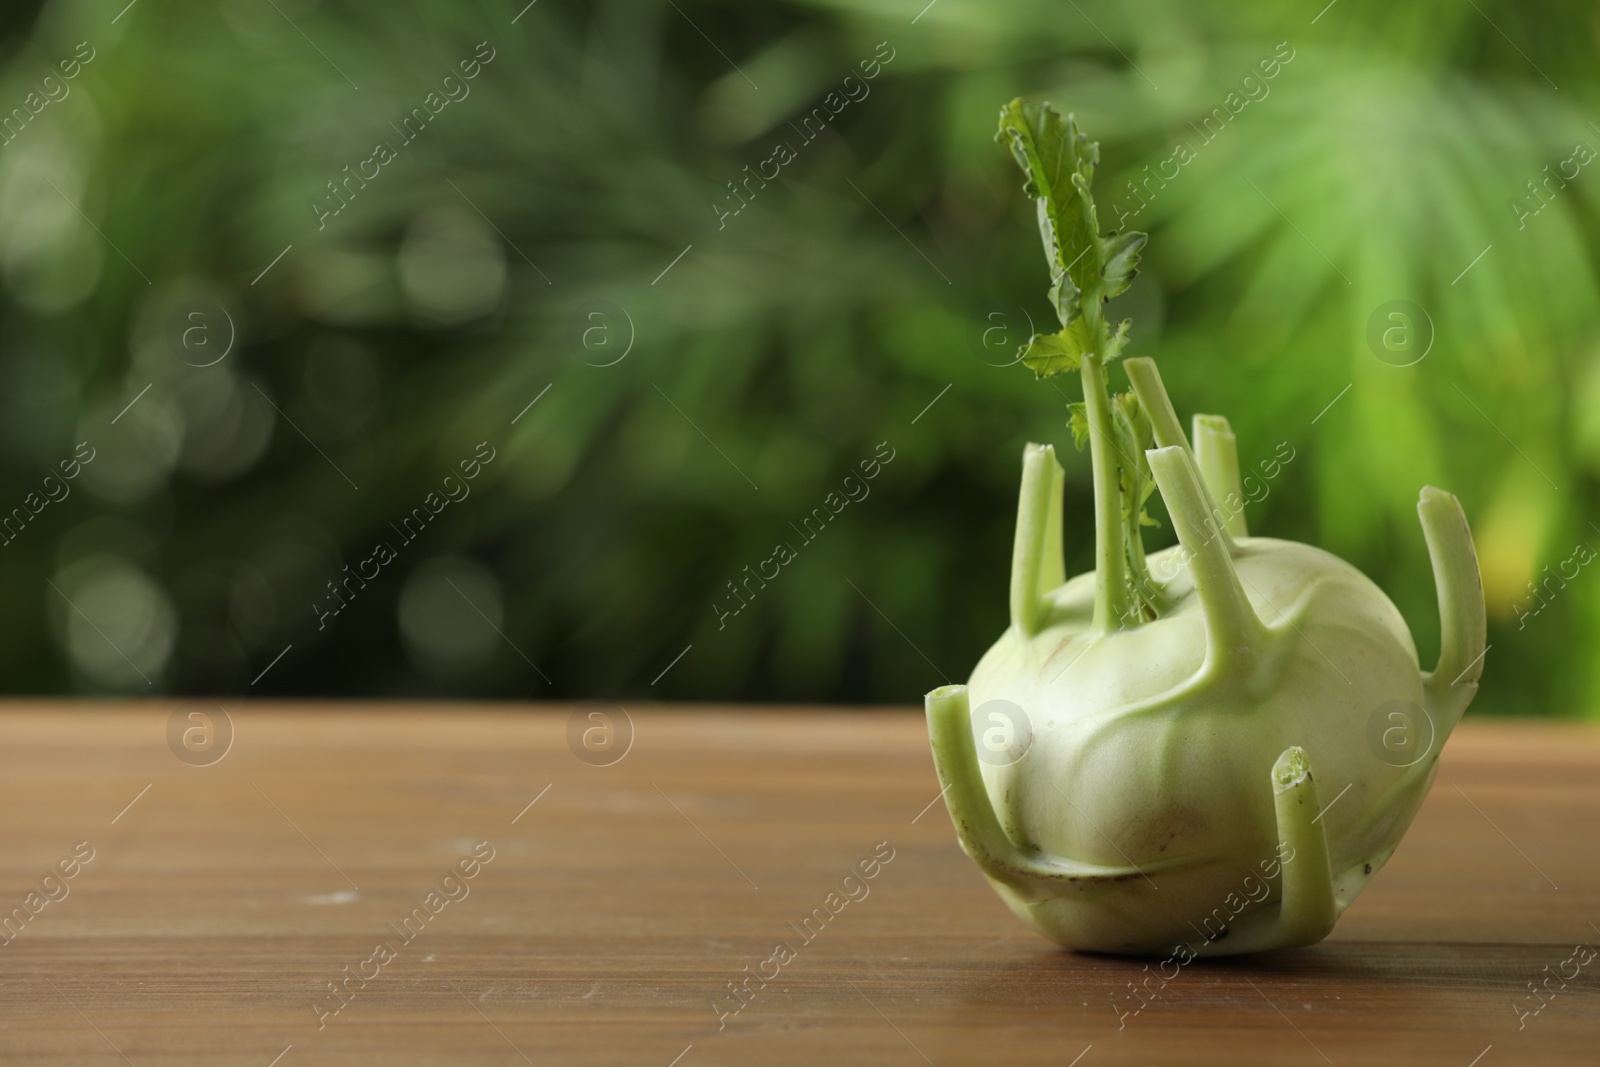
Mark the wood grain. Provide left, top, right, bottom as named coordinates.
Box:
left=0, top=703, right=1596, bottom=1065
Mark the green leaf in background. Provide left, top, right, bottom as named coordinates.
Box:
left=0, top=0, right=1592, bottom=721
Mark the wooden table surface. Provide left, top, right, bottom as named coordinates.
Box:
left=0, top=703, right=1596, bottom=1066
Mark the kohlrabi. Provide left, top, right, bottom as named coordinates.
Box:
left=925, top=100, right=1486, bottom=956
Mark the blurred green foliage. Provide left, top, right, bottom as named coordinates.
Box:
left=0, top=0, right=1594, bottom=714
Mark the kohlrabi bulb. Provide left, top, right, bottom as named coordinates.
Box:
left=924, top=100, right=1487, bottom=957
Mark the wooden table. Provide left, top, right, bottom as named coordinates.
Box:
left=0, top=704, right=1596, bottom=1065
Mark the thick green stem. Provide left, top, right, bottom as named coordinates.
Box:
left=1418, top=486, right=1486, bottom=737
left=1010, top=444, right=1065, bottom=637
left=1081, top=351, right=1134, bottom=632
left=1193, top=414, right=1248, bottom=538
left=1146, top=446, right=1264, bottom=674
left=925, top=684, right=1160, bottom=902
left=1265, top=746, right=1338, bottom=947
left=1125, top=357, right=1237, bottom=554
left=1188, top=746, right=1338, bottom=955
left=1124, top=358, right=1188, bottom=452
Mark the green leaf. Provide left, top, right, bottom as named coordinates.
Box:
left=1045, top=248, right=1083, bottom=330
left=1100, top=231, right=1146, bottom=300
left=1111, top=390, right=1157, bottom=528
left=997, top=99, right=1101, bottom=331
left=1103, top=318, right=1133, bottom=363
left=1019, top=328, right=1088, bottom=378
left=996, top=99, right=1148, bottom=373
left=1067, top=402, right=1089, bottom=450
left=1112, top=389, right=1149, bottom=442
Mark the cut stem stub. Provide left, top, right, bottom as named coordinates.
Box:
left=1010, top=443, right=1065, bottom=637
left=1125, top=357, right=1238, bottom=554
left=1193, top=414, right=1248, bottom=538
left=1146, top=445, right=1264, bottom=674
